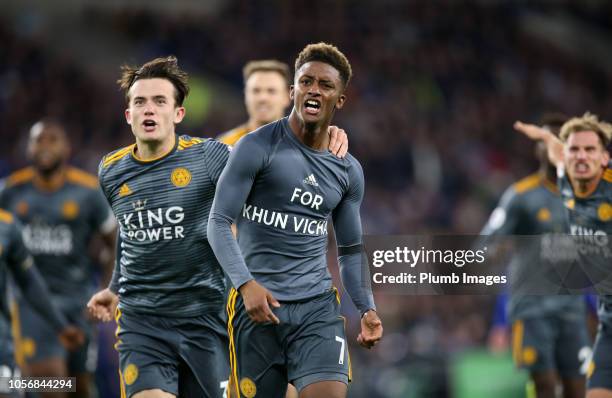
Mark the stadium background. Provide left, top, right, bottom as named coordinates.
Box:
left=1, top=1, right=612, bottom=397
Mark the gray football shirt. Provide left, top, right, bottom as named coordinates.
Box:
left=99, top=135, right=230, bottom=317
left=208, top=117, right=374, bottom=312
left=482, top=173, right=585, bottom=320
left=0, top=167, right=115, bottom=309
left=558, top=161, right=612, bottom=323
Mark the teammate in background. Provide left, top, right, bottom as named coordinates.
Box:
left=515, top=113, right=611, bottom=398
left=0, top=121, right=116, bottom=398
left=218, top=60, right=347, bottom=156
left=208, top=43, right=383, bottom=398
left=218, top=60, right=291, bottom=145
left=482, top=115, right=589, bottom=398
left=86, top=56, right=349, bottom=398
left=0, top=209, right=84, bottom=398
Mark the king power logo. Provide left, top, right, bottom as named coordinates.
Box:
left=121, top=199, right=186, bottom=242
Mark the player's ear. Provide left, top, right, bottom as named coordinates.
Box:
left=174, top=106, right=186, bottom=123
left=602, top=148, right=610, bottom=167
left=289, top=85, right=295, bottom=101
left=335, top=94, right=346, bottom=110
left=125, top=109, right=132, bottom=125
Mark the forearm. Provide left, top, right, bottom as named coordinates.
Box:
left=207, top=211, right=253, bottom=289
left=338, top=247, right=376, bottom=315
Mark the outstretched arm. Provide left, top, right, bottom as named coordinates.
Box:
left=514, top=121, right=564, bottom=168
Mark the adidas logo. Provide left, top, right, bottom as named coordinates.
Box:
left=303, top=174, right=319, bottom=187
left=119, top=183, right=132, bottom=197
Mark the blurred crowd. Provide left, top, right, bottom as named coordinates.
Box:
left=1, top=1, right=611, bottom=396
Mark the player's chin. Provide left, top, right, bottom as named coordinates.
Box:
left=137, top=132, right=164, bottom=143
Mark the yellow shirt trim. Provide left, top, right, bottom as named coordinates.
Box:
left=102, top=145, right=135, bottom=168
left=513, top=174, right=541, bottom=194
left=66, top=167, right=98, bottom=189
left=0, top=209, right=14, bottom=224
left=6, top=167, right=35, bottom=187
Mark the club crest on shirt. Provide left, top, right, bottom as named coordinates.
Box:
left=62, top=200, right=79, bottom=220
left=537, top=208, right=551, bottom=222
left=171, top=168, right=191, bottom=187
left=598, top=203, right=611, bottom=222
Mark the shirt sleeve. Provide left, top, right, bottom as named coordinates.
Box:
left=97, top=159, right=112, bottom=203
left=207, top=133, right=268, bottom=289
left=203, top=139, right=232, bottom=186
left=108, top=230, right=122, bottom=294
left=90, top=187, right=116, bottom=235
left=480, top=186, right=521, bottom=236
left=332, top=158, right=376, bottom=315
left=7, top=221, right=68, bottom=332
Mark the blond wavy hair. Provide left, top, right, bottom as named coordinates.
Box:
left=559, top=112, right=612, bottom=147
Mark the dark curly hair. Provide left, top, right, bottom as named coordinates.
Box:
left=294, top=42, right=352, bottom=88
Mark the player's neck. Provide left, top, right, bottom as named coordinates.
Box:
left=246, top=119, right=262, bottom=133
left=288, top=111, right=330, bottom=150
left=33, top=165, right=66, bottom=191
left=134, top=134, right=176, bottom=161
left=571, top=171, right=603, bottom=198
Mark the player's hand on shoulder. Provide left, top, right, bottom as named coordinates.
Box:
left=328, top=125, right=348, bottom=158
left=87, top=288, right=119, bottom=322
left=58, top=325, right=85, bottom=351
left=357, top=309, right=383, bottom=349
left=238, top=280, right=280, bottom=324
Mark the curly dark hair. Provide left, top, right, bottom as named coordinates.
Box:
left=294, top=42, right=352, bottom=88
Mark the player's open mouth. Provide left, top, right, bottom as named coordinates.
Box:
left=575, top=163, right=589, bottom=173
left=304, top=99, right=321, bottom=115
left=142, top=119, right=157, bottom=132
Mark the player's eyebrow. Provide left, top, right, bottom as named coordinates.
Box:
left=301, top=74, right=335, bottom=85
left=133, top=95, right=168, bottom=102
